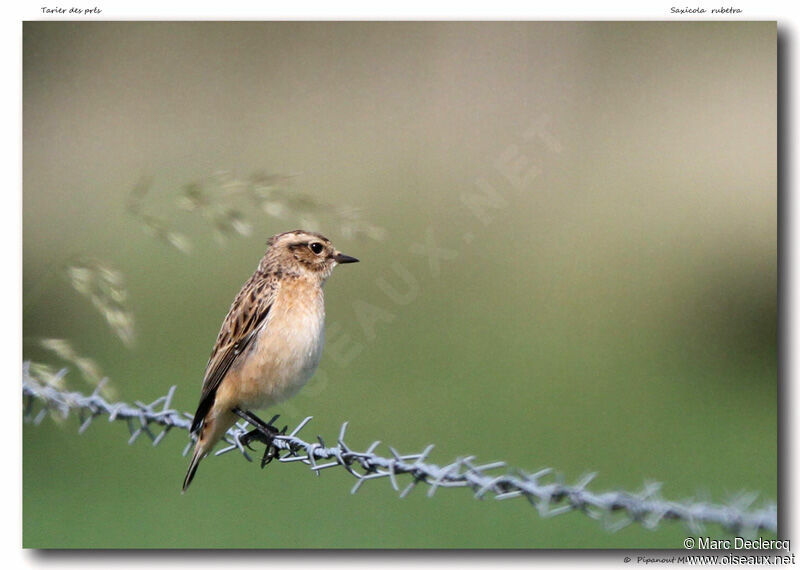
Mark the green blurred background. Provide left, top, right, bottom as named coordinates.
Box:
left=22, top=22, right=776, bottom=548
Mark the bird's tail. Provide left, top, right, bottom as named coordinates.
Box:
left=181, top=409, right=236, bottom=493
left=182, top=444, right=204, bottom=493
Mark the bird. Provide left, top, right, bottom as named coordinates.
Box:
left=182, top=229, right=358, bottom=492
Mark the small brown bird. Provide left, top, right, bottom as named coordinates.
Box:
left=182, top=230, right=358, bottom=492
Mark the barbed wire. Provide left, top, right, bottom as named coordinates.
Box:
left=22, top=363, right=778, bottom=536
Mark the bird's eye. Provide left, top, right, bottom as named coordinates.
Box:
left=309, top=242, right=324, bottom=255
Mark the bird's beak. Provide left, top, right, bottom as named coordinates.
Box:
left=334, top=252, right=359, bottom=264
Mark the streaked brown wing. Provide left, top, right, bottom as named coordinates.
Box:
left=190, top=274, right=277, bottom=434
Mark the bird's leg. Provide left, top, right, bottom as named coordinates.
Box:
left=233, top=408, right=284, bottom=467
left=235, top=409, right=278, bottom=435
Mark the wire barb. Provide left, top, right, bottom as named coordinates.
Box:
left=21, top=367, right=778, bottom=535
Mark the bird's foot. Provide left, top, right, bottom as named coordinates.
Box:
left=239, top=424, right=277, bottom=449
left=234, top=408, right=288, bottom=468
left=239, top=427, right=282, bottom=467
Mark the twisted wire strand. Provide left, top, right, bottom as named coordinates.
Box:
left=22, top=364, right=777, bottom=535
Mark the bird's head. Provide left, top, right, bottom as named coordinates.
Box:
left=260, top=229, right=358, bottom=281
